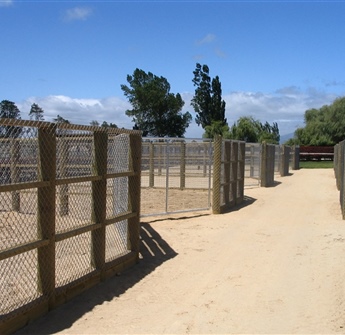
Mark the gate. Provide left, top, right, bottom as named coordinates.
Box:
left=141, top=138, right=213, bottom=216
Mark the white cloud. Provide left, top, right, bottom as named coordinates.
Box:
left=64, top=7, right=93, bottom=21
left=223, top=87, right=338, bottom=135
left=16, top=86, right=339, bottom=139
left=18, top=95, right=133, bottom=129
left=0, top=0, right=13, bottom=7
left=196, top=33, right=216, bottom=45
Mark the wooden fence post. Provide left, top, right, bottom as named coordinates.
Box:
left=237, top=142, right=245, bottom=203
left=291, top=145, right=300, bottom=170
left=91, top=130, right=107, bottom=276
left=128, top=133, right=141, bottom=257
left=231, top=141, right=238, bottom=205
left=223, top=140, right=230, bottom=206
left=149, top=142, right=154, bottom=187
left=180, top=142, right=186, bottom=190
left=212, top=135, right=222, bottom=214
left=37, top=124, right=56, bottom=307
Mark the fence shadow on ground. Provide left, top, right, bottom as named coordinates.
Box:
left=14, top=224, right=177, bottom=335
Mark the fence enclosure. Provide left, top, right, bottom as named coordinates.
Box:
left=1, top=118, right=299, bottom=334
left=0, top=119, right=142, bottom=335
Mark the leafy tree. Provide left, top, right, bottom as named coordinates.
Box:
left=229, top=116, right=280, bottom=144
left=0, top=100, right=22, bottom=138
left=90, top=120, right=100, bottom=127
left=121, top=68, right=191, bottom=137
left=204, top=120, right=231, bottom=139
left=29, top=103, right=44, bottom=121
left=191, top=63, right=227, bottom=134
left=54, top=115, right=70, bottom=124
left=101, top=121, right=118, bottom=128
left=287, top=97, right=345, bottom=145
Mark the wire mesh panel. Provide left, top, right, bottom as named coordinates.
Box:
left=245, top=143, right=261, bottom=187
left=0, top=119, right=141, bottom=335
left=141, top=138, right=212, bottom=216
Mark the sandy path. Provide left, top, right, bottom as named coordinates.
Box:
left=15, top=169, right=345, bottom=334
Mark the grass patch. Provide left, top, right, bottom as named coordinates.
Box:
left=300, top=160, right=334, bottom=169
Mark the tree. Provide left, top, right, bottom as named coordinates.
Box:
left=101, top=121, right=118, bottom=128
left=121, top=68, right=192, bottom=137
left=0, top=100, right=22, bottom=138
left=90, top=120, right=100, bottom=127
left=229, top=116, right=280, bottom=144
left=29, top=103, right=44, bottom=121
left=204, top=120, right=230, bottom=139
left=287, top=97, right=345, bottom=145
left=191, top=63, right=227, bottom=135
left=54, top=115, right=70, bottom=124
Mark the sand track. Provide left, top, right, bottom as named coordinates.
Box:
left=15, top=169, right=345, bottom=334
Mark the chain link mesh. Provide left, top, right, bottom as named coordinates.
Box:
left=141, top=138, right=213, bottom=216
left=0, top=119, right=141, bottom=331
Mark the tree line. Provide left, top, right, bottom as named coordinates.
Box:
left=1, top=63, right=282, bottom=143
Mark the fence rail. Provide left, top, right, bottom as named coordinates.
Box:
left=0, top=119, right=141, bottom=335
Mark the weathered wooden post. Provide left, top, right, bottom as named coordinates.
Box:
left=291, top=145, right=300, bottom=170
left=149, top=142, right=154, bottom=187
left=237, top=142, right=245, bottom=203
left=231, top=141, right=238, bottom=205
left=180, top=142, right=186, bottom=190
left=260, top=143, right=275, bottom=187
left=280, top=145, right=290, bottom=176
left=212, top=135, right=222, bottom=214
left=91, top=130, right=107, bottom=277
left=37, top=123, right=56, bottom=307
left=128, top=132, right=141, bottom=258
left=223, top=140, right=230, bottom=206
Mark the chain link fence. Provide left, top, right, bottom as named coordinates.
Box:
left=0, top=119, right=141, bottom=335
left=141, top=138, right=213, bottom=216
left=245, top=143, right=261, bottom=187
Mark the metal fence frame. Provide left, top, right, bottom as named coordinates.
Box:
left=0, top=119, right=141, bottom=335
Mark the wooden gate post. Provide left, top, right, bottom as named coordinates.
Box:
left=37, top=124, right=56, bottom=307
left=212, top=135, right=222, bottom=214
left=91, top=130, right=107, bottom=276
left=180, top=142, right=186, bottom=189
left=149, top=142, right=154, bottom=187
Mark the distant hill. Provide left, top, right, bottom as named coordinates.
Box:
left=280, top=132, right=294, bottom=144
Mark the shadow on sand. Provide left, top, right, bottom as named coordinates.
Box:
left=14, top=223, right=177, bottom=335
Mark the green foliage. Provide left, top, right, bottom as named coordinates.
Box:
left=0, top=100, right=22, bottom=138
left=101, top=121, right=117, bottom=128
left=191, top=63, right=227, bottom=131
left=121, top=68, right=191, bottom=137
left=229, top=116, right=280, bottom=144
left=54, top=115, right=70, bottom=124
left=29, top=103, right=44, bottom=121
left=203, top=120, right=231, bottom=139
left=289, top=97, right=345, bottom=145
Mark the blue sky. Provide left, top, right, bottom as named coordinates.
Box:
left=2, top=0, right=345, bottom=138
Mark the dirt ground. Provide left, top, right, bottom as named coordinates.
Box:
left=15, top=168, right=345, bottom=334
